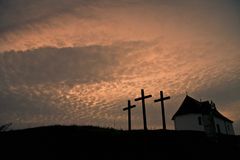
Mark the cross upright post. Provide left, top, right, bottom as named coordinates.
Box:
left=123, top=100, right=136, bottom=131
left=154, top=91, right=170, bottom=130
left=135, top=89, right=152, bottom=131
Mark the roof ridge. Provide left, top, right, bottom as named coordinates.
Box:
left=172, top=95, right=233, bottom=123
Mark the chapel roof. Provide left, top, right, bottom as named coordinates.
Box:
left=172, top=95, right=233, bottom=123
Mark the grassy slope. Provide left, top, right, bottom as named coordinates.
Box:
left=0, top=125, right=239, bottom=159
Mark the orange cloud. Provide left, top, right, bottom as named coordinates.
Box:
left=0, top=0, right=239, bottom=132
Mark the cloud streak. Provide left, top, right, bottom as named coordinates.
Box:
left=1, top=0, right=239, bottom=52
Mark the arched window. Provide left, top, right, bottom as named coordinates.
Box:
left=198, top=116, right=202, bottom=125
left=216, top=124, right=221, bottom=133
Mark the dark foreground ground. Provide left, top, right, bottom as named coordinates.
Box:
left=0, top=125, right=239, bottom=159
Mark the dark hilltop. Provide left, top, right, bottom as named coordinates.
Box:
left=0, top=125, right=239, bottom=159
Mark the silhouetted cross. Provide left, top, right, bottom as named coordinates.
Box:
left=135, top=89, right=152, bottom=131
left=123, top=100, right=136, bottom=131
left=154, top=91, right=170, bottom=130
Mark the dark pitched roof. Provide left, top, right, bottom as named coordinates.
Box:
left=172, top=95, right=233, bottom=123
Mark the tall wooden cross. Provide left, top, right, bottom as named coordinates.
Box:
left=135, top=89, right=152, bottom=131
left=123, top=100, right=136, bottom=131
left=154, top=91, right=170, bottom=130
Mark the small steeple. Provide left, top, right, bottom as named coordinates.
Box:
left=210, top=100, right=216, bottom=110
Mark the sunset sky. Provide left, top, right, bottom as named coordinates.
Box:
left=0, top=0, right=240, bottom=134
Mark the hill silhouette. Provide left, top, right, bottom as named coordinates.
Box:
left=0, top=125, right=239, bottom=159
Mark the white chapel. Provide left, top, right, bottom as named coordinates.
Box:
left=172, top=95, right=234, bottom=135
